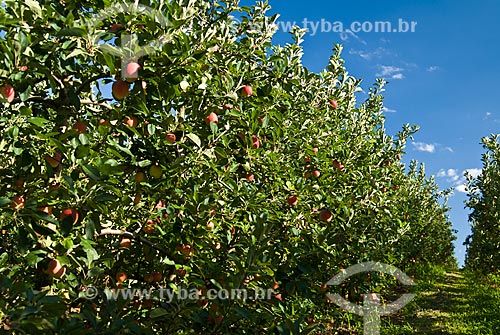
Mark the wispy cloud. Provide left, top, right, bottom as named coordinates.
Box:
left=349, top=47, right=392, bottom=61
left=381, top=106, right=397, bottom=113
left=376, top=65, right=404, bottom=80
left=437, top=168, right=482, bottom=193
left=412, top=142, right=435, bottom=153
left=426, top=66, right=440, bottom=72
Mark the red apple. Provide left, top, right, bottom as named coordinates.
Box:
left=246, top=173, right=255, bottom=182
left=384, top=160, right=391, bottom=167
left=39, top=205, right=52, bottom=215
left=251, top=135, right=260, bottom=149
left=125, top=62, right=141, bottom=82
left=333, top=159, right=344, bottom=171
left=10, top=196, right=24, bottom=210
left=120, top=237, right=131, bottom=248
left=396, top=154, right=402, bottom=160
left=152, top=271, right=163, bottom=282
left=143, top=220, right=155, bottom=233
left=72, top=121, right=87, bottom=134
left=287, top=196, right=298, bottom=206
left=303, top=157, right=312, bottom=164
left=319, top=209, right=333, bottom=222
left=112, top=80, right=129, bottom=100
left=1, top=84, right=15, bottom=103
left=45, top=259, right=65, bottom=278
left=205, top=112, right=218, bottom=125
left=144, top=273, right=154, bottom=283
left=116, top=271, right=127, bottom=283
left=241, top=85, right=253, bottom=97
left=110, top=23, right=123, bottom=33
left=19, top=65, right=28, bottom=72
left=312, top=170, right=321, bottom=178
left=135, top=172, right=147, bottom=183
left=166, top=133, right=176, bottom=143
left=45, top=153, right=62, bottom=168
left=312, top=147, right=318, bottom=154
left=60, top=208, right=79, bottom=224
left=123, top=116, right=138, bottom=127
left=330, top=99, right=338, bottom=109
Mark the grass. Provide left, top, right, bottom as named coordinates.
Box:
left=380, top=266, right=500, bottom=334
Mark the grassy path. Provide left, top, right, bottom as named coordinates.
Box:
left=383, top=268, right=500, bottom=334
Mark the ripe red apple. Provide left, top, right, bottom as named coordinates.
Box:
left=384, top=160, right=391, bottom=167
left=275, top=293, right=283, bottom=301
left=166, top=133, right=176, bottom=143
left=116, top=271, right=127, bottom=283
left=241, top=85, right=253, bottom=97
left=181, top=245, right=194, bottom=258
left=333, top=159, right=344, bottom=171
left=45, top=153, right=62, bottom=168
left=312, top=170, right=321, bottom=178
left=123, top=116, right=138, bottom=127
left=72, top=121, right=87, bottom=134
left=110, top=23, right=123, bottom=33
left=329, top=99, right=338, bottom=109
left=10, top=196, right=24, bottom=210
left=120, top=237, right=131, bottom=248
left=19, top=65, right=28, bottom=72
left=144, top=273, right=154, bottom=283
left=246, top=173, right=255, bottom=182
left=319, top=209, right=333, bottom=222
left=205, top=112, right=218, bottom=125
left=152, top=271, right=163, bottom=282
left=135, top=172, right=146, bottom=183
left=1, top=84, right=15, bottom=103
left=312, top=147, right=319, bottom=154
left=303, top=157, right=312, bottom=164
left=125, top=62, right=141, bottom=82
left=45, top=259, right=65, bottom=278
left=112, top=80, right=129, bottom=100
left=149, top=165, right=163, bottom=179
left=251, top=135, right=260, bottom=149
left=396, top=154, right=402, bottom=160
left=287, top=196, right=298, bottom=206
left=272, top=282, right=280, bottom=290
left=60, top=208, right=79, bottom=224
left=39, top=205, right=52, bottom=215
left=143, top=219, right=155, bottom=233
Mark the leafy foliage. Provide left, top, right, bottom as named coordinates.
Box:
left=464, top=135, right=500, bottom=273
left=0, top=0, right=455, bottom=333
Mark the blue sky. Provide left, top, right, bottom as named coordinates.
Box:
left=240, top=0, right=500, bottom=266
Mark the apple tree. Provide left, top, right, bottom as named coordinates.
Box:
left=0, top=0, right=455, bottom=333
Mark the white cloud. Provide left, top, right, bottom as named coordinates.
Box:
left=427, top=66, right=440, bottom=72
left=465, top=168, right=482, bottom=178
left=436, top=168, right=482, bottom=193
left=381, top=106, right=397, bottom=113
left=349, top=47, right=392, bottom=61
left=376, top=65, right=405, bottom=80
left=412, top=142, right=435, bottom=153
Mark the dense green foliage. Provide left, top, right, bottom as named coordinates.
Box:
left=0, top=0, right=455, bottom=333
left=464, top=135, right=500, bottom=273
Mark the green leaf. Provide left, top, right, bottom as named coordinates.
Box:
left=28, top=117, right=50, bottom=127
left=83, top=165, right=101, bottom=180
left=0, top=197, right=11, bottom=206
left=186, top=133, right=201, bottom=148
left=150, top=308, right=169, bottom=318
